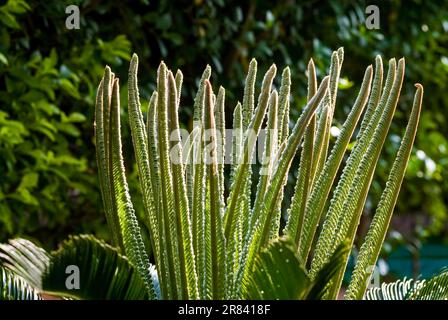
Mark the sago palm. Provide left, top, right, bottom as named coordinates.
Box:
left=3, top=48, right=446, bottom=300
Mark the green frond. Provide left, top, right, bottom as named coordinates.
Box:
left=190, top=74, right=210, bottom=299
left=283, top=58, right=317, bottom=247
left=147, top=90, right=170, bottom=297
left=167, top=71, right=199, bottom=299
left=330, top=49, right=343, bottom=109
left=204, top=80, right=227, bottom=299
left=215, top=86, right=226, bottom=204
left=94, top=66, right=155, bottom=297
left=193, top=65, right=212, bottom=126
left=93, top=53, right=424, bottom=301
left=225, top=65, right=277, bottom=232
left=269, top=67, right=291, bottom=238
left=234, top=76, right=329, bottom=296
left=109, top=76, right=156, bottom=298
left=155, top=62, right=183, bottom=298
left=311, top=51, right=342, bottom=182
left=252, top=76, right=330, bottom=251
left=94, top=68, right=123, bottom=249
left=191, top=134, right=207, bottom=297
left=230, top=102, right=243, bottom=183
left=42, top=235, right=151, bottom=300
left=265, top=91, right=284, bottom=240
left=242, top=58, right=257, bottom=130
left=359, top=56, right=384, bottom=136
left=337, top=47, right=344, bottom=65
left=345, top=84, right=423, bottom=300
left=309, top=58, right=396, bottom=280
left=304, top=58, right=318, bottom=180
left=188, top=65, right=212, bottom=213
left=254, top=90, right=278, bottom=222
left=314, top=58, right=406, bottom=299
left=243, top=238, right=310, bottom=300
left=298, top=65, right=373, bottom=260
left=128, top=54, right=160, bottom=264
left=365, top=269, right=448, bottom=300
left=407, top=269, right=448, bottom=300
left=146, top=91, right=160, bottom=213
left=224, top=65, right=277, bottom=298
left=0, top=238, right=50, bottom=289
left=226, top=101, right=243, bottom=298
left=278, top=67, right=291, bottom=144
left=224, top=63, right=277, bottom=257
left=307, top=59, right=318, bottom=102
left=0, top=265, right=40, bottom=300
left=364, top=277, right=423, bottom=300
left=175, top=69, right=183, bottom=103
left=310, top=98, right=330, bottom=181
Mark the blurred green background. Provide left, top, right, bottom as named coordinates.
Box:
left=0, top=0, right=447, bottom=280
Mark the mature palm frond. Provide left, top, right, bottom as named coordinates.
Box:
left=365, top=268, right=448, bottom=300
left=243, top=238, right=310, bottom=300
left=0, top=48, right=429, bottom=300
left=0, top=238, right=49, bottom=289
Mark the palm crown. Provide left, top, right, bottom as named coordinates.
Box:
left=3, top=49, right=447, bottom=301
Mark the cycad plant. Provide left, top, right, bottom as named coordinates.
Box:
left=2, top=49, right=447, bottom=300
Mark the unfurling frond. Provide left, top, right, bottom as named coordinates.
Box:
left=0, top=266, right=40, bottom=300
left=95, top=64, right=156, bottom=298
left=365, top=268, right=448, bottom=300
left=243, top=238, right=310, bottom=300
left=0, top=238, right=50, bottom=289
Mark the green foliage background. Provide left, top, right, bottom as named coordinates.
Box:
left=0, top=0, right=447, bottom=260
